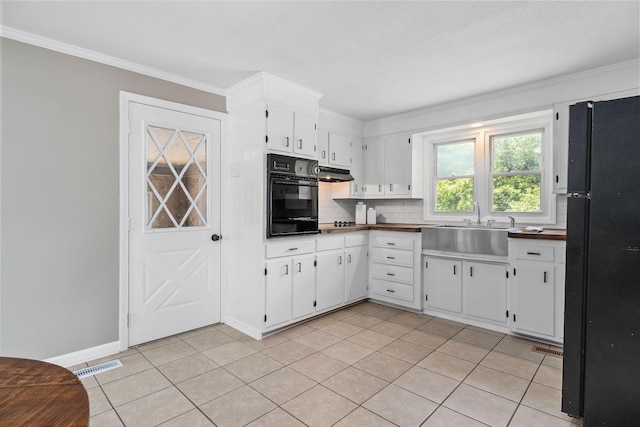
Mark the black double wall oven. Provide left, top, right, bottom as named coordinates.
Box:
left=266, top=154, right=319, bottom=238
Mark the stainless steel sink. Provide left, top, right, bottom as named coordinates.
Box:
left=422, top=225, right=508, bottom=256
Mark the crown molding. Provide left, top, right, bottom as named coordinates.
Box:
left=1, top=26, right=226, bottom=96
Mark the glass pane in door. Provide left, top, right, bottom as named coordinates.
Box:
left=145, top=125, right=208, bottom=230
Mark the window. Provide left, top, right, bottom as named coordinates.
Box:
left=422, top=111, right=554, bottom=224
left=435, top=140, right=474, bottom=212
left=491, top=131, right=542, bottom=213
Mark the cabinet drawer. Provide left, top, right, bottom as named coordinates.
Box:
left=316, top=236, right=344, bottom=252
left=370, top=247, right=414, bottom=267
left=266, top=240, right=316, bottom=259
left=371, top=263, right=413, bottom=285
left=371, top=236, right=414, bottom=251
left=514, top=245, right=554, bottom=262
left=345, top=233, right=368, bottom=247
left=371, top=279, right=413, bottom=302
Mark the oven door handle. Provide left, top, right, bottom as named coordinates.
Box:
left=271, top=178, right=318, bottom=187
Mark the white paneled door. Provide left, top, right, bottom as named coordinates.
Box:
left=128, top=102, right=221, bottom=346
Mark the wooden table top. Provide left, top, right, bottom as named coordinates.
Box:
left=0, top=357, right=89, bottom=426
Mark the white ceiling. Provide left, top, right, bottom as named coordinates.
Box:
left=3, top=1, right=639, bottom=121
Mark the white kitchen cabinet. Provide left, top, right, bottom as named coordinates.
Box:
left=265, top=251, right=317, bottom=328
left=384, top=134, right=411, bottom=196
left=266, top=104, right=317, bottom=158
left=552, top=102, right=570, bottom=194
left=552, top=89, right=638, bottom=194
left=345, top=245, right=368, bottom=303
left=363, top=134, right=423, bottom=199
left=350, top=137, right=365, bottom=197
left=364, top=137, right=386, bottom=197
left=509, top=239, right=565, bottom=343
left=423, top=255, right=508, bottom=327
left=318, top=130, right=350, bottom=168
left=463, top=262, right=508, bottom=324
left=316, top=250, right=345, bottom=312
left=369, top=231, right=422, bottom=310
left=424, top=257, right=462, bottom=314
left=292, top=254, right=317, bottom=320
left=265, top=258, right=293, bottom=328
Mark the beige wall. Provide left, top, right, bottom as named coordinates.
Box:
left=1, top=39, right=226, bottom=359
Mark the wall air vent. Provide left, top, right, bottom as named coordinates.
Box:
left=73, top=359, right=123, bottom=379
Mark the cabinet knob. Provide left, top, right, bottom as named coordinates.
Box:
left=211, top=234, right=222, bottom=241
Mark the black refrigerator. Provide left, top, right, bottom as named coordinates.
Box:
left=562, top=95, right=640, bottom=425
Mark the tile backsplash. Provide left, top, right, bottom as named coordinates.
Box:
left=319, top=183, right=568, bottom=227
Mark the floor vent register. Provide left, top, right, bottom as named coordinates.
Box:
left=532, top=346, right=563, bottom=358
left=73, top=359, right=123, bottom=379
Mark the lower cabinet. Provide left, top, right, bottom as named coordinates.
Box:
left=423, top=257, right=462, bottom=313
left=265, top=254, right=316, bottom=329
left=463, top=262, right=508, bottom=324
left=369, top=231, right=422, bottom=310
left=508, top=239, right=565, bottom=342
left=264, top=232, right=368, bottom=332
left=316, top=250, right=345, bottom=312
left=292, top=255, right=317, bottom=320
left=424, top=256, right=508, bottom=326
left=345, top=245, right=368, bottom=303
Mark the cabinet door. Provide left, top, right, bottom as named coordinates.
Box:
left=292, top=254, right=316, bottom=320
left=345, top=246, right=368, bottom=303
left=266, top=104, right=294, bottom=153
left=424, top=257, right=462, bottom=313
left=385, top=134, right=411, bottom=196
left=552, top=102, right=569, bottom=194
left=329, top=133, right=351, bottom=168
left=463, top=262, right=507, bottom=324
left=364, top=137, right=385, bottom=197
left=512, top=263, right=555, bottom=336
left=350, top=138, right=364, bottom=197
left=316, top=251, right=345, bottom=312
left=318, top=130, right=330, bottom=166
left=265, top=259, right=292, bottom=328
left=293, top=112, right=317, bottom=158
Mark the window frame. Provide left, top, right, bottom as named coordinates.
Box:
left=422, top=111, right=555, bottom=225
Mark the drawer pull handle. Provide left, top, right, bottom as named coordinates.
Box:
left=288, top=247, right=298, bottom=251
left=386, top=289, right=395, bottom=293
left=386, top=273, right=396, bottom=276
left=527, top=251, right=541, bottom=256
left=386, top=242, right=396, bottom=245
left=387, top=256, right=395, bottom=260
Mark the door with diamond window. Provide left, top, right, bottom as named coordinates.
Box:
left=128, top=102, right=221, bottom=346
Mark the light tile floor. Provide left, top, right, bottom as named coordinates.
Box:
left=76, top=302, right=584, bottom=426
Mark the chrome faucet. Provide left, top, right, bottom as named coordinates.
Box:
left=474, top=202, right=481, bottom=225
left=508, top=215, right=515, bottom=228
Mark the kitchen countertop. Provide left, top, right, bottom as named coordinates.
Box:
left=319, top=223, right=566, bottom=240
left=319, top=223, right=427, bottom=234
left=507, top=228, right=566, bottom=241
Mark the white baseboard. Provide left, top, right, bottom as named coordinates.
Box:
left=223, top=316, right=262, bottom=340
left=44, top=341, right=121, bottom=368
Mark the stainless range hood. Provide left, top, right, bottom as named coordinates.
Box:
left=318, top=166, right=354, bottom=182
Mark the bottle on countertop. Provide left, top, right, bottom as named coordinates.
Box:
left=367, top=207, right=377, bottom=224
left=355, top=202, right=366, bottom=224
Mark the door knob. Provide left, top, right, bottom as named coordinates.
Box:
left=211, top=234, right=222, bottom=241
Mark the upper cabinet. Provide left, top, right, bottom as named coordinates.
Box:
left=350, top=137, right=365, bottom=197
left=363, top=134, right=423, bottom=199
left=552, top=89, right=639, bottom=194
left=318, top=130, right=351, bottom=168
left=267, top=104, right=317, bottom=158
